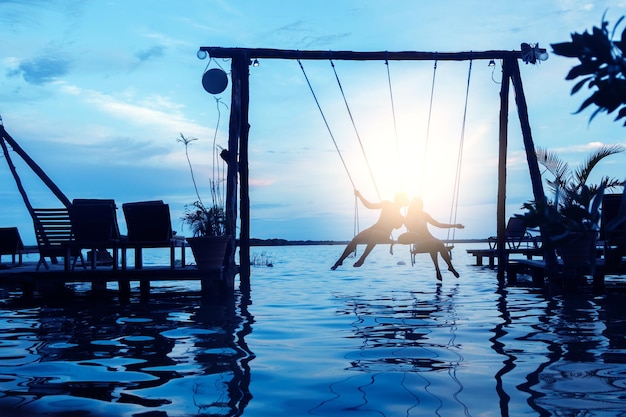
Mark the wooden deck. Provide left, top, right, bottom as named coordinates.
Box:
left=466, top=247, right=543, bottom=267
left=465, top=242, right=626, bottom=290
left=0, top=260, right=231, bottom=300
left=504, top=257, right=626, bottom=289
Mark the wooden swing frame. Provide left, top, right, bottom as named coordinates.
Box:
left=197, top=46, right=556, bottom=285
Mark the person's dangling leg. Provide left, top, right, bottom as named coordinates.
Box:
left=331, top=241, right=357, bottom=270
left=354, top=242, right=376, bottom=267
left=439, top=243, right=459, bottom=278
left=332, top=229, right=370, bottom=270
left=354, top=228, right=390, bottom=267
left=429, top=251, right=442, bottom=281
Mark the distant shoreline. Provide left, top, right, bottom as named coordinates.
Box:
left=248, top=238, right=489, bottom=246
left=18, top=238, right=490, bottom=253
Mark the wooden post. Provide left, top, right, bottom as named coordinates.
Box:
left=496, top=59, right=511, bottom=282
left=225, top=54, right=248, bottom=287
left=118, top=279, right=131, bottom=304
left=224, top=53, right=251, bottom=288
left=1, top=126, right=71, bottom=207
left=1, top=134, right=36, bottom=217
left=238, top=73, right=251, bottom=286
left=201, top=47, right=532, bottom=62
left=140, top=279, right=150, bottom=300
left=509, top=59, right=558, bottom=276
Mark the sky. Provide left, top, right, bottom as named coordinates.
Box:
left=2, top=0, right=626, bottom=244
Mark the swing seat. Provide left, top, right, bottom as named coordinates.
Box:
left=397, top=232, right=454, bottom=254
left=358, top=236, right=396, bottom=245
left=410, top=244, right=454, bottom=254
left=352, top=228, right=396, bottom=245
left=397, top=232, right=419, bottom=245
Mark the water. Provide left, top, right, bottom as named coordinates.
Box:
left=2, top=244, right=626, bottom=416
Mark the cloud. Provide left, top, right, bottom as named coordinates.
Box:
left=135, top=45, right=165, bottom=63
left=263, top=20, right=349, bottom=49
left=56, top=82, right=207, bottom=136
left=7, top=54, right=71, bottom=85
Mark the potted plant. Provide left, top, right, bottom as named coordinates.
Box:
left=518, top=145, right=624, bottom=268
left=178, top=133, right=231, bottom=271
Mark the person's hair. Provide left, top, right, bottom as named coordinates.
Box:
left=408, top=196, right=423, bottom=212
left=394, top=192, right=408, bottom=206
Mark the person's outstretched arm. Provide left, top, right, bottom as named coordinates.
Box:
left=355, top=190, right=382, bottom=209
left=425, top=212, right=464, bottom=229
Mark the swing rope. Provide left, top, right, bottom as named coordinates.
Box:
left=329, top=58, right=381, bottom=201
left=297, top=58, right=357, bottom=191
left=419, top=57, right=438, bottom=197
left=298, top=57, right=364, bottom=256
left=385, top=53, right=401, bottom=167
left=353, top=194, right=360, bottom=242
left=447, top=58, right=473, bottom=243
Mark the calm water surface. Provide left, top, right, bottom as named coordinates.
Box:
left=1, top=244, right=626, bottom=416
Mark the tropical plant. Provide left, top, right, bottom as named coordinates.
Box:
left=551, top=14, right=626, bottom=125
left=178, top=133, right=227, bottom=237
left=517, top=144, right=624, bottom=246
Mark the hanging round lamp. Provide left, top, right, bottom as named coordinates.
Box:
left=202, top=68, right=228, bottom=94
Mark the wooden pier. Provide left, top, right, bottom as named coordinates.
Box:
left=466, top=247, right=543, bottom=268
left=0, top=261, right=232, bottom=301
left=503, top=257, right=626, bottom=290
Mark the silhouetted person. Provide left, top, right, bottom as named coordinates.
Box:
left=331, top=190, right=408, bottom=270
left=399, top=197, right=464, bottom=281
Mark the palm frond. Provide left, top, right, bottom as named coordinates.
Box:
left=573, top=144, right=625, bottom=186
left=536, top=146, right=570, bottom=185
left=600, top=176, right=625, bottom=190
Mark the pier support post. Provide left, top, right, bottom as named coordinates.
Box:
left=140, top=280, right=150, bottom=300
left=118, top=279, right=130, bottom=302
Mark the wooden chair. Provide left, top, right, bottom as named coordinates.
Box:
left=0, top=227, right=25, bottom=265
left=69, top=199, right=125, bottom=269
left=488, top=217, right=538, bottom=250
left=122, top=200, right=185, bottom=269
left=467, top=217, right=541, bottom=267
left=32, top=208, right=85, bottom=271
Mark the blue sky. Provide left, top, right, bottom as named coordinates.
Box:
left=2, top=0, right=626, bottom=243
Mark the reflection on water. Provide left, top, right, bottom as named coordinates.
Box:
left=0, top=285, right=254, bottom=416
left=2, top=244, right=626, bottom=416
left=324, top=286, right=472, bottom=416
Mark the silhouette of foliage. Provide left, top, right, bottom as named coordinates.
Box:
left=517, top=145, right=624, bottom=245
left=551, top=15, right=626, bottom=125
left=177, top=133, right=227, bottom=237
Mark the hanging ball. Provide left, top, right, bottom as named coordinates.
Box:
left=202, top=68, right=228, bottom=94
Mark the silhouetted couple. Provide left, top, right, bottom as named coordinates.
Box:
left=331, top=191, right=464, bottom=281
left=331, top=190, right=407, bottom=271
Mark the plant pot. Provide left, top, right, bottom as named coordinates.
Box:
left=186, top=236, right=230, bottom=271
left=557, top=233, right=596, bottom=267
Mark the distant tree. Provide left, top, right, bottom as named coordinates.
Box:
left=551, top=14, right=626, bottom=125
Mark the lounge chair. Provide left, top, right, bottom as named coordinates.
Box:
left=467, top=217, right=541, bottom=267
left=488, top=217, right=538, bottom=250
left=69, top=199, right=125, bottom=269
left=0, top=227, right=25, bottom=266
left=122, top=200, right=185, bottom=269
left=32, top=208, right=85, bottom=271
